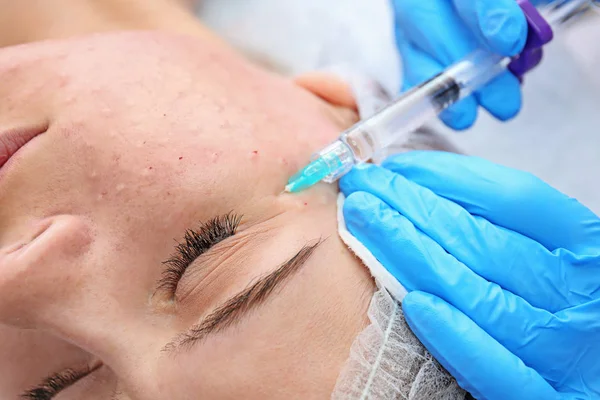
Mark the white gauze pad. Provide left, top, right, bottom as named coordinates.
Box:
left=337, top=193, right=407, bottom=301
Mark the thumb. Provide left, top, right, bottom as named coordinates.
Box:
left=402, top=291, right=559, bottom=400
left=452, top=0, right=528, bottom=56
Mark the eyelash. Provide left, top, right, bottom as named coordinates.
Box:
left=158, top=213, right=242, bottom=295
left=21, top=367, right=92, bottom=400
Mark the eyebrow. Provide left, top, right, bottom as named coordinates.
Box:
left=163, top=239, right=323, bottom=353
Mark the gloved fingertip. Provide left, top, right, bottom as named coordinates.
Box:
left=402, top=292, right=456, bottom=343
left=495, top=108, right=520, bottom=123
left=344, top=190, right=378, bottom=210
left=477, top=72, right=522, bottom=121
left=439, top=101, right=477, bottom=131
left=489, top=102, right=522, bottom=122
left=338, top=164, right=377, bottom=196
left=344, top=191, right=397, bottom=235
left=479, top=6, right=527, bottom=56
left=402, top=291, right=434, bottom=315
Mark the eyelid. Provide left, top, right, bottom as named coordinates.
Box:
left=156, top=213, right=242, bottom=297
left=173, top=229, right=267, bottom=304
left=163, top=239, right=323, bottom=353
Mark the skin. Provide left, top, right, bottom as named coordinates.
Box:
left=0, top=28, right=377, bottom=399
left=0, top=3, right=467, bottom=398
left=0, top=0, right=217, bottom=48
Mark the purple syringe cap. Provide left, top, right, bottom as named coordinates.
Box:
left=508, top=0, right=554, bottom=81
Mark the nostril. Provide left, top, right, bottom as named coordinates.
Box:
left=0, top=215, right=93, bottom=329
left=2, top=219, right=53, bottom=256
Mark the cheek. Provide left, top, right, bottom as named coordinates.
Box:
left=3, top=119, right=203, bottom=218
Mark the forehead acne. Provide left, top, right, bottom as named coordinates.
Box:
left=278, top=185, right=338, bottom=211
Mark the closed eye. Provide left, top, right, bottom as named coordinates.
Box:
left=157, top=212, right=242, bottom=296
left=163, top=239, right=324, bottom=352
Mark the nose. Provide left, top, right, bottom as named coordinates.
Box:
left=0, top=215, right=93, bottom=331
left=0, top=214, right=169, bottom=382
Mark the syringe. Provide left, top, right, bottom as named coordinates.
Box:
left=285, top=0, right=598, bottom=193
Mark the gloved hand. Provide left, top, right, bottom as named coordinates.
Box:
left=339, top=151, right=600, bottom=399
left=391, top=0, right=530, bottom=130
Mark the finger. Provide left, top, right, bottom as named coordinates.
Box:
left=393, top=0, right=478, bottom=65
left=393, top=0, right=527, bottom=128
left=340, top=165, right=597, bottom=310
left=475, top=70, right=522, bottom=121
left=452, top=0, right=528, bottom=56
left=342, top=190, right=552, bottom=357
left=439, top=99, right=478, bottom=131
left=382, top=151, right=600, bottom=255
left=402, top=291, right=559, bottom=400
left=396, top=31, right=444, bottom=91
left=397, top=38, right=477, bottom=130
left=343, top=191, right=433, bottom=293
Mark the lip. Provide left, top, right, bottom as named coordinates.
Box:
left=0, top=123, right=48, bottom=176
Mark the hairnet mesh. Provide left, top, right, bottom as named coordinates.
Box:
left=328, top=67, right=467, bottom=399
left=331, top=289, right=467, bottom=400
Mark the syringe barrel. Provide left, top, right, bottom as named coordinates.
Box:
left=338, top=0, right=597, bottom=165
left=328, top=0, right=596, bottom=178
left=339, top=72, right=460, bottom=162
left=445, top=50, right=509, bottom=99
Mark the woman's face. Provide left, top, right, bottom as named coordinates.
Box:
left=0, top=33, right=374, bottom=399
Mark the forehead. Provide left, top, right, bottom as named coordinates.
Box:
left=0, top=32, right=350, bottom=243
left=0, top=32, right=340, bottom=179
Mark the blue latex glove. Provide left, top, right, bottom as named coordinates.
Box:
left=391, top=0, right=529, bottom=130
left=339, top=151, right=600, bottom=400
